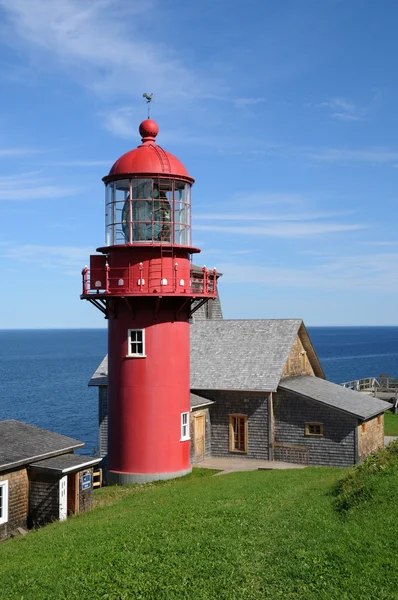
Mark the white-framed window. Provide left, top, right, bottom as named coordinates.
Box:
left=181, top=412, right=190, bottom=441
left=127, top=329, right=145, bottom=357
left=0, top=480, right=9, bottom=525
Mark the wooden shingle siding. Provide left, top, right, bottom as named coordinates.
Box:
left=191, top=293, right=223, bottom=322
left=205, top=391, right=269, bottom=460
left=358, top=415, right=384, bottom=458
left=98, top=386, right=108, bottom=458
left=0, top=468, right=29, bottom=540
left=281, top=335, right=315, bottom=378
left=28, top=472, right=59, bottom=528
left=79, top=469, right=94, bottom=512
left=273, top=390, right=356, bottom=466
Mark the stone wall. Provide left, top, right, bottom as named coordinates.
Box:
left=200, top=391, right=269, bottom=459
left=358, top=414, right=384, bottom=459
left=273, top=389, right=357, bottom=466
left=281, top=335, right=316, bottom=379
left=0, top=468, right=29, bottom=541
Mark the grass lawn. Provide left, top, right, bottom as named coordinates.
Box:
left=1, top=463, right=398, bottom=600
left=384, top=410, right=398, bottom=435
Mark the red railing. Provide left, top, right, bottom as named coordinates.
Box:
left=81, top=265, right=216, bottom=297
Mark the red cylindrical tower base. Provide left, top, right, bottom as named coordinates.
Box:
left=107, top=297, right=191, bottom=483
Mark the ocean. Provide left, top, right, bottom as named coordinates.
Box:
left=1, top=326, right=398, bottom=454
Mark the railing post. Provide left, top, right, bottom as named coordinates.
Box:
left=174, top=262, right=178, bottom=292
left=82, top=266, right=88, bottom=295
left=139, top=262, right=143, bottom=292
left=202, top=267, right=208, bottom=294
left=105, top=262, right=110, bottom=294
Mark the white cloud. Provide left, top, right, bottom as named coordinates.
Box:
left=0, top=243, right=92, bottom=271
left=0, top=172, right=79, bottom=200
left=46, top=160, right=112, bottom=167
left=316, top=97, right=366, bottom=121
left=195, top=222, right=366, bottom=238
left=195, top=210, right=351, bottom=222
left=0, top=148, right=41, bottom=157
left=217, top=251, right=398, bottom=292
left=0, top=0, right=216, bottom=103
left=307, top=147, right=398, bottom=164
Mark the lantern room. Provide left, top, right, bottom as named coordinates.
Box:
left=104, top=177, right=191, bottom=246
left=102, top=119, right=194, bottom=248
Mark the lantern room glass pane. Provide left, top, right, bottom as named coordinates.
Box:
left=105, top=178, right=192, bottom=246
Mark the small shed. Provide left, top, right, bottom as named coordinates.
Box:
left=0, top=420, right=101, bottom=541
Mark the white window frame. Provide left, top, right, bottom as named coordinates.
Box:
left=127, top=329, right=146, bottom=357
left=180, top=412, right=190, bottom=441
left=0, top=480, right=9, bottom=525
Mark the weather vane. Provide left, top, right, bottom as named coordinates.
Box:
left=143, top=92, right=153, bottom=118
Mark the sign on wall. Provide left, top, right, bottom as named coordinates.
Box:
left=82, top=473, right=91, bottom=490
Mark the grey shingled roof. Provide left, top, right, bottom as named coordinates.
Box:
left=0, top=420, right=84, bottom=473
left=89, top=355, right=108, bottom=386
left=279, top=376, right=391, bottom=420
left=89, top=319, right=322, bottom=392
left=191, top=319, right=302, bottom=391
left=30, top=454, right=101, bottom=474
left=190, top=393, right=215, bottom=409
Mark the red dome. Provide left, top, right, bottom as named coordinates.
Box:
left=105, top=119, right=194, bottom=183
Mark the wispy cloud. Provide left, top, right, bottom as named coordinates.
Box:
left=307, top=147, right=398, bottom=164
left=0, top=0, right=218, bottom=103
left=316, top=97, right=366, bottom=121
left=195, top=222, right=366, bottom=238
left=46, top=160, right=112, bottom=167
left=0, top=172, right=79, bottom=200
left=0, top=147, right=41, bottom=157
left=0, top=243, right=91, bottom=271
left=217, top=251, right=398, bottom=292
left=196, top=210, right=351, bottom=222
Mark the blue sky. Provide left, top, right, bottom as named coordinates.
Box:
left=1, top=0, right=398, bottom=328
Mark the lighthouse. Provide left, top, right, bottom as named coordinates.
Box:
left=81, top=115, right=217, bottom=484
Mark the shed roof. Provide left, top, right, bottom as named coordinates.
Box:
left=0, top=420, right=83, bottom=473
left=190, top=393, right=215, bottom=410
left=88, top=355, right=108, bottom=386
left=279, top=376, right=391, bottom=420
left=29, top=454, right=101, bottom=474
left=190, top=319, right=303, bottom=392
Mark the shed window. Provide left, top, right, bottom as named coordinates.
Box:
left=127, top=329, right=145, bottom=357
left=181, top=412, right=190, bottom=441
left=305, top=423, right=324, bottom=437
left=229, top=415, right=248, bottom=453
left=0, top=480, right=9, bottom=525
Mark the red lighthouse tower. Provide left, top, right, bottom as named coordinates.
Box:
left=81, top=117, right=216, bottom=484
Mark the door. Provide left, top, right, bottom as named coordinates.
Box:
left=195, top=414, right=205, bottom=462
left=59, top=476, right=67, bottom=522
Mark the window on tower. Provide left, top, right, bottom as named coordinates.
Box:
left=180, top=412, right=190, bottom=441
left=127, top=329, right=145, bottom=357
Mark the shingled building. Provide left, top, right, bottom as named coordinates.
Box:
left=0, top=420, right=100, bottom=541
left=89, top=278, right=389, bottom=470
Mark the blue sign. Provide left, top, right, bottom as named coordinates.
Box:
left=82, top=473, right=91, bottom=490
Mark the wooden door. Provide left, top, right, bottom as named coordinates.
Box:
left=195, top=414, right=205, bottom=462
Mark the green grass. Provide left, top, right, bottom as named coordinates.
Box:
left=1, top=461, right=398, bottom=600
left=384, top=411, right=398, bottom=435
